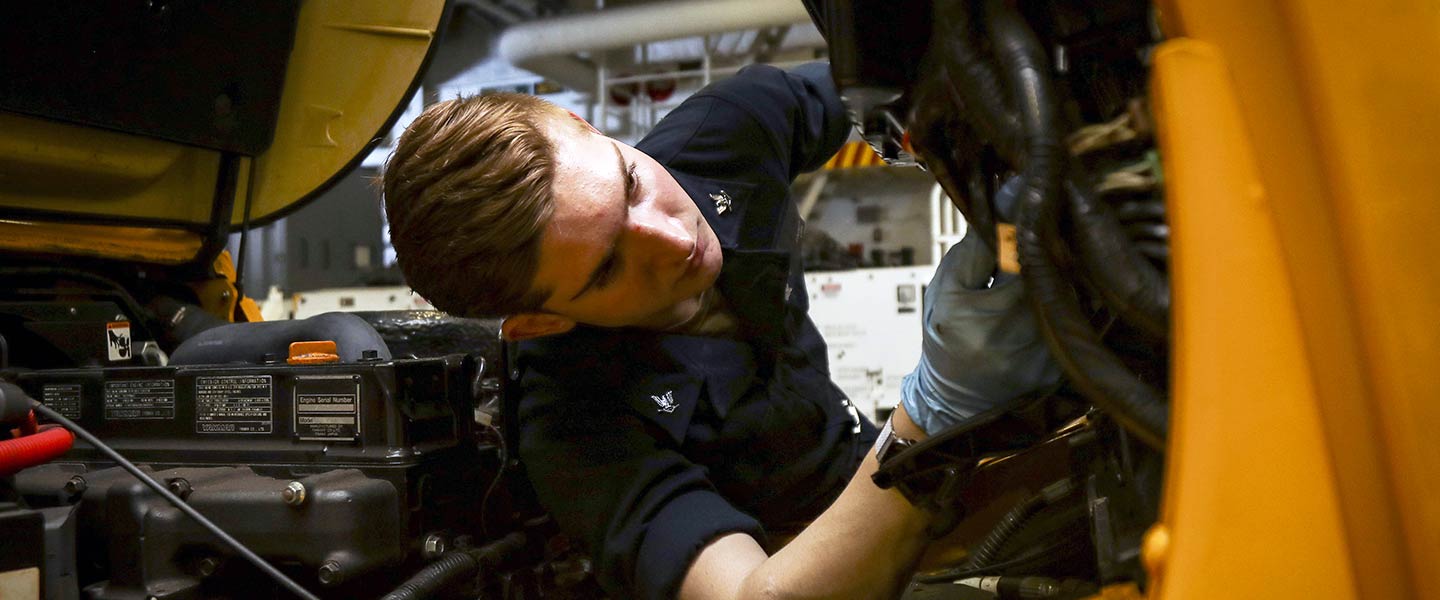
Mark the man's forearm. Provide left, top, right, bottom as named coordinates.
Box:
left=738, top=452, right=930, bottom=599
left=681, top=406, right=934, bottom=600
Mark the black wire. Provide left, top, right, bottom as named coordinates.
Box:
left=913, top=537, right=1077, bottom=584
left=29, top=401, right=321, bottom=600
left=479, top=425, right=507, bottom=538
left=234, top=158, right=257, bottom=297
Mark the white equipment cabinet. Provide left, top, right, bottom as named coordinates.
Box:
left=804, top=265, right=938, bottom=423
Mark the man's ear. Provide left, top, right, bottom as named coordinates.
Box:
left=501, top=312, right=577, bottom=341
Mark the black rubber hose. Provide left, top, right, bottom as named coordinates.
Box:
left=932, top=0, right=1170, bottom=340
left=914, top=537, right=1073, bottom=584
left=170, top=312, right=392, bottom=365
left=381, top=532, right=528, bottom=600
left=967, top=493, right=1045, bottom=569
left=381, top=551, right=479, bottom=600
left=0, top=382, right=32, bottom=424
left=1135, top=241, right=1169, bottom=263
left=982, top=0, right=1168, bottom=448
left=1064, top=178, right=1170, bottom=339
left=934, top=0, right=1023, bottom=164
left=908, top=0, right=1027, bottom=251
left=145, top=295, right=229, bottom=348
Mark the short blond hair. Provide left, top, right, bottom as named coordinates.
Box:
left=383, top=93, right=582, bottom=317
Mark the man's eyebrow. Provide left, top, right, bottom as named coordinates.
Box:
left=567, top=143, right=633, bottom=301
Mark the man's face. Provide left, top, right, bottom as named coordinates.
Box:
left=526, top=119, right=723, bottom=330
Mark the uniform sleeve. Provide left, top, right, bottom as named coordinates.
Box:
left=516, top=367, right=764, bottom=600
left=640, top=62, right=851, bottom=182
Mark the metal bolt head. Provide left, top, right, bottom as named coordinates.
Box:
left=167, top=478, right=192, bottom=499
left=317, top=560, right=341, bottom=585
left=282, top=481, right=307, bottom=506
left=63, top=476, right=87, bottom=496
left=422, top=533, right=448, bottom=560
left=197, top=557, right=220, bottom=577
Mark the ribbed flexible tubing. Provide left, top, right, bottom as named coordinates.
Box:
left=982, top=0, right=1168, bottom=448
left=0, top=424, right=74, bottom=475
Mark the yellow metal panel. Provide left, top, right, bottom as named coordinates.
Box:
left=0, top=220, right=203, bottom=264
left=1278, top=4, right=1440, bottom=592
left=242, top=0, right=445, bottom=225
left=0, top=113, right=220, bottom=224
left=0, top=2, right=440, bottom=235
left=1151, top=0, right=1440, bottom=596
left=1148, top=38, right=1354, bottom=599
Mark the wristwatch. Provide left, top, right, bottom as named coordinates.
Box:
left=874, top=416, right=918, bottom=463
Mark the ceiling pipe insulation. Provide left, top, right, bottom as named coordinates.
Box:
left=496, top=0, right=816, bottom=91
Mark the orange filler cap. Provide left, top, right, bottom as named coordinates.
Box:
left=287, top=340, right=340, bottom=365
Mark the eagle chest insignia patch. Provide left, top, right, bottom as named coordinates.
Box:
left=709, top=190, right=732, bottom=215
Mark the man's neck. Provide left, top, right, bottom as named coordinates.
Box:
left=664, top=288, right=738, bottom=336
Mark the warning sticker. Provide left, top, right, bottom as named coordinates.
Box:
left=104, top=379, right=175, bottom=420
left=195, top=375, right=274, bottom=434
left=294, top=376, right=360, bottom=441
left=42, top=383, right=82, bottom=420
left=106, top=321, right=132, bottom=361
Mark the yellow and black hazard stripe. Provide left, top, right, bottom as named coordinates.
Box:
left=822, top=141, right=887, bottom=170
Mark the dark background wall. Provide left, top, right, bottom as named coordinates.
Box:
left=228, top=166, right=393, bottom=295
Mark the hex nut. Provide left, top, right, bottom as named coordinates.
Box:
left=422, top=533, right=448, bottom=560
left=197, top=557, right=221, bottom=577
left=167, top=478, right=193, bottom=499
left=317, top=561, right=342, bottom=585
left=63, top=476, right=87, bottom=496
left=281, top=481, right=307, bottom=506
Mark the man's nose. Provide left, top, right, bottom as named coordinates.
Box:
left=629, top=210, right=693, bottom=265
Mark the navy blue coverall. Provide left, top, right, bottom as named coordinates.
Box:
left=515, top=62, right=878, bottom=600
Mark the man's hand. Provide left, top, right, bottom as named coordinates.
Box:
left=900, top=183, right=1062, bottom=435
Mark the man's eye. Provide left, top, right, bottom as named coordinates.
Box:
left=625, top=162, right=640, bottom=201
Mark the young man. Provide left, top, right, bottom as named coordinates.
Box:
left=384, top=63, right=1057, bottom=599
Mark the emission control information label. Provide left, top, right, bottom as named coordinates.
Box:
left=42, top=383, right=83, bottom=419
left=195, top=375, right=274, bottom=434
left=104, top=379, right=175, bottom=420
left=294, top=375, right=360, bottom=441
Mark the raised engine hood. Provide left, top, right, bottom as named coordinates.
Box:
left=0, top=0, right=446, bottom=265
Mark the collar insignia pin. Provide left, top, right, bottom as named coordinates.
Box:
left=651, top=390, right=678, bottom=414
left=709, top=190, right=732, bottom=215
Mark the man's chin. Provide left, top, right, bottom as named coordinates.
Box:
left=632, top=293, right=707, bottom=332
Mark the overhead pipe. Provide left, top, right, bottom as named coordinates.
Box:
left=497, top=0, right=816, bottom=91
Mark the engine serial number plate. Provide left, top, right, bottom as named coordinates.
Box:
left=195, top=375, right=274, bottom=434
left=294, top=375, right=361, bottom=441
